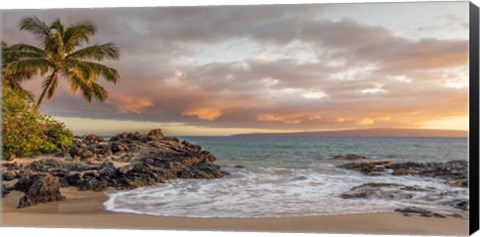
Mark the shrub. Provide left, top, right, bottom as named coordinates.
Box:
left=44, top=118, right=73, bottom=151
left=2, top=87, right=73, bottom=159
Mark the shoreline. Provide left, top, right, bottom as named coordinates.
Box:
left=1, top=187, right=469, bottom=235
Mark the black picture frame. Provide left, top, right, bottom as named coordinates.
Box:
left=469, top=2, right=479, bottom=235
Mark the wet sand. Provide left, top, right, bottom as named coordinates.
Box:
left=0, top=188, right=469, bottom=235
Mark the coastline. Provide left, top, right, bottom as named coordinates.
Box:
left=1, top=187, right=469, bottom=235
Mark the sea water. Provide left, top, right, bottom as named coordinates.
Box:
left=104, top=136, right=468, bottom=218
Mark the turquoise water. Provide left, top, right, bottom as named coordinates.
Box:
left=105, top=136, right=469, bottom=218
left=182, top=136, right=468, bottom=168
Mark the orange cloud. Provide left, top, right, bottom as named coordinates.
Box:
left=358, top=118, right=374, bottom=125
left=376, top=116, right=391, bottom=121
left=183, top=107, right=222, bottom=121
left=109, top=94, right=154, bottom=113
left=308, top=115, right=323, bottom=121
left=257, top=114, right=302, bottom=124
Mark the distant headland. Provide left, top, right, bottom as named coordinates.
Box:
left=231, top=128, right=468, bottom=138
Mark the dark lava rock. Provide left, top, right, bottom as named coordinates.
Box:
left=111, top=142, right=129, bottom=153
left=2, top=129, right=228, bottom=206
left=65, top=173, right=82, bottom=186
left=341, top=182, right=431, bottom=199
left=98, top=162, right=117, bottom=177
left=148, top=129, right=164, bottom=140
left=83, top=134, right=105, bottom=143
left=181, top=141, right=202, bottom=153
left=1, top=168, right=16, bottom=181
left=394, top=207, right=462, bottom=219
left=1, top=183, right=9, bottom=198
left=69, top=145, right=96, bottom=160
left=339, top=160, right=468, bottom=187
left=388, top=160, right=467, bottom=180
left=441, top=199, right=469, bottom=211
left=339, top=161, right=394, bottom=175
left=163, top=137, right=180, bottom=143
left=16, top=174, right=65, bottom=208
left=23, top=159, right=94, bottom=174
left=109, top=132, right=128, bottom=142
left=77, top=172, right=109, bottom=191
left=332, top=154, right=367, bottom=160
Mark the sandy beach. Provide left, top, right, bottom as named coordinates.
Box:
left=0, top=187, right=469, bottom=235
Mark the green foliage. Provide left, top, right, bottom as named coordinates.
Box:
left=44, top=118, right=73, bottom=150
left=2, top=87, right=73, bottom=159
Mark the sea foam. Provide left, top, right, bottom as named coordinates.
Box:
left=104, top=165, right=467, bottom=218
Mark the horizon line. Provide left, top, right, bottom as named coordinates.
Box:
left=74, top=127, right=469, bottom=137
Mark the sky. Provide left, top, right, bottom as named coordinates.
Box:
left=1, top=2, right=470, bottom=136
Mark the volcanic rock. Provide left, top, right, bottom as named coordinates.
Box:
left=16, top=174, right=65, bottom=208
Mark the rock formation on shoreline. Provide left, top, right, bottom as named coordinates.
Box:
left=1, top=129, right=229, bottom=208
left=336, top=158, right=469, bottom=217
left=338, top=159, right=468, bottom=187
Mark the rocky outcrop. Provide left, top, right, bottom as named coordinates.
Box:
left=15, top=174, right=65, bottom=208
left=337, top=157, right=469, bottom=217
left=339, top=161, right=393, bottom=175
left=2, top=129, right=228, bottom=208
left=341, top=182, right=432, bottom=199
left=1, top=183, right=9, bottom=198
left=440, top=199, right=469, bottom=211
left=388, top=160, right=468, bottom=187
left=394, top=207, right=462, bottom=218
left=338, top=160, right=468, bottom=187
left=332, top=154, right=367, bottom=160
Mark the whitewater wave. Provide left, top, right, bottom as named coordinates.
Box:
left=104, top=165, right=467, bottom=218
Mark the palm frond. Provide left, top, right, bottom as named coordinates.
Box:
left=42, top=73, right=59, bottom=104
left=19, top=16, right=50, bottom=37
left=66, top=59, right=119, bottom=83
left=50, top=19, right=65, bottom=35
left=7, top=57, right=50, bottom=76
left=3, top=77, right=35, bottom=99
left=63, top=23, right=97, bottom=53
left=64, top=69, right=83, bottom=95
left=45, top=31, right=65, bottom=56
left=5, top=50, right=44, bottom=60
left=90, top=81, right=108, bottom=102
left=68, top=71, right=93, bottom=103
left=67, top=43, right=119, bottom=61
left=8, top=43, right=44, bottom=53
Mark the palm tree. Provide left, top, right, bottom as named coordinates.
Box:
left=2, top=42, right=37, bottom=98
left=5, top=16, right=120, bottom=112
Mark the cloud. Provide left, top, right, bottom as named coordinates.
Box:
left=358, top=118, right=374, bottom=126
left=109, top=94, right=154, bottom=113
left=257, top=114, right=302, bottom=124
left=1, top=3, right=469, bottom=133
left=183, top=107, right=223, bottom=121
left=361, top=84, right=387, bottom=94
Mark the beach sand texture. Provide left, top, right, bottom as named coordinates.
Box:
left=1, top=187, right=469, bottom=236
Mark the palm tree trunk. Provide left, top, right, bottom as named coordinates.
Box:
left=33, top=70, right=58, bottom=113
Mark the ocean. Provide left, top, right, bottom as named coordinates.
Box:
left=104, top=136, right=468, bottom=218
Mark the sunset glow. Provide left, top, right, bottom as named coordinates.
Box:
left=2, top=2, right=469, bottom=136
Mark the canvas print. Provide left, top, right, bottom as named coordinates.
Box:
left=0, top=2, right=475, bottom=235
